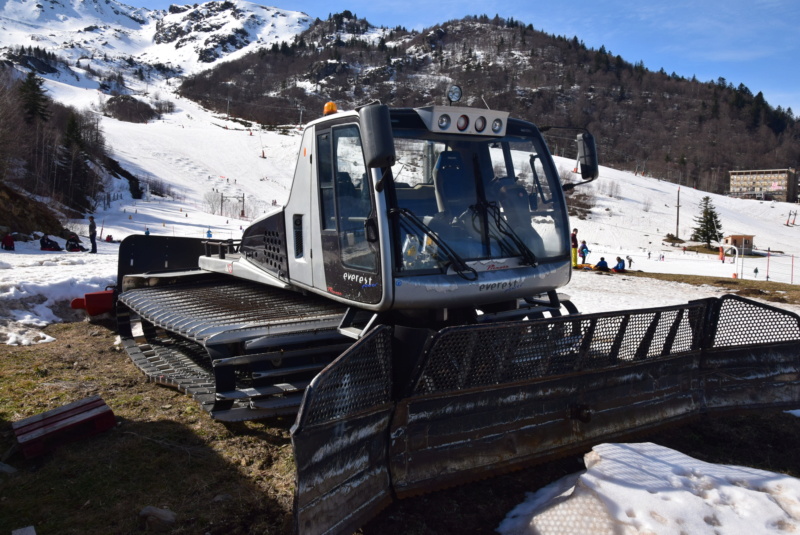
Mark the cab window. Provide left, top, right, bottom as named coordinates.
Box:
left=332, top=125, right=376, bottom=271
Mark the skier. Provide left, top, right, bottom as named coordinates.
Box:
left=578, top=240, right=590, bottom=264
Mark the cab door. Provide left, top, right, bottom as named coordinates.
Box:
left=316, top=124, right=382, bottom=304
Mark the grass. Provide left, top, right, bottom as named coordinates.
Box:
left=625, top=270, right=800, bottom=305
left=0, top=320, right=297, bottom=535
left=681, top=243, right=768, bottom=260
left=681, top=244, right=720, bottom=255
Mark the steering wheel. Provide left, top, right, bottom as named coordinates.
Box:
left=455, top=205, right=481, bottom=233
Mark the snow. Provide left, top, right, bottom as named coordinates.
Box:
left=498, top=442, right=800, bottom=535
left=0, top=0, right=313, bottom=77
left=2, top=72, right=800, bottom=534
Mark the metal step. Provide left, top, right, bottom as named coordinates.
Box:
left=252, top=363, right=329, bottom=381
left=250, top=393, right=306, bottom=411
left=215, top=380, right=312, bottom=400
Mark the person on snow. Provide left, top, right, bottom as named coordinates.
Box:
left=65, top=234, right=87, bottom=252
left=626, top=255, right=633, bottom=269
left=1, top=232, right=14, bottom=251
left=612, top=257, right=626, bottom=273
left=578, top=240, right=590, bottom=264
left=592, top=257, right=609, bottom=272
left=39, top=234, right=62, bottom=251
left=88, top=216, right=97, bottom=254
left=570, top=228, right=579, bottom=267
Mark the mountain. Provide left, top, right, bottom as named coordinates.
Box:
left=0, top=0, right=312, bottom=78
left=0, top=2, right=798, bottom=207
left=176, top=13, right=800, bottom=195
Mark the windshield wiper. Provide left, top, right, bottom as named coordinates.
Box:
left=481, top=201, right=538, bottom=267
left=389, top=207, right=478, bottom=281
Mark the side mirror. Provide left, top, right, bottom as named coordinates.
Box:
left=576, top=132, right=599, bottom=180
left=359, top=104, right=396, bottom=169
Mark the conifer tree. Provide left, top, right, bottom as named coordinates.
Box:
left=18, top=72, right=50, bottom=124
left=691, top=196, right=723, bottom=248
left=63, top=112, right=83, bottom=149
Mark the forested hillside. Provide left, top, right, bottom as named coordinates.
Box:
left=179, top=13, right=800, bottom=194
left=0, top=66, right=139, bottom=232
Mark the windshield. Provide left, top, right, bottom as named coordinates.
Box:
left=389, top=127, right=569, bottom=274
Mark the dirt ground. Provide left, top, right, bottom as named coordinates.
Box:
left=1, top=318, right=800, bottom=534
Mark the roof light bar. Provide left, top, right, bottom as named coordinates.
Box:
left=414, top=106, right=509, bottom=137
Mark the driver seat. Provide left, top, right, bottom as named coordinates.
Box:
left=433, top=151, right=475, bottom=219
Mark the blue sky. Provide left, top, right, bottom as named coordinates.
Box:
left=140, top=0, right=800, bottom=115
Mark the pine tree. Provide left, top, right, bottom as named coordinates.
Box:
left=691, top=196, right=723, bottom=248
left=63, top=112, right=83, bottom=149
left=18, top=72, right=50, bottom=124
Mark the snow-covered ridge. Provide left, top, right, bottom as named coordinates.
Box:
left=0, top=0, right=149, bottom=29
left=0, top=0, right=311, bottom=76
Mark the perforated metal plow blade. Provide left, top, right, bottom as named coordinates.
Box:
left=290, top=295, right=800, bottom=535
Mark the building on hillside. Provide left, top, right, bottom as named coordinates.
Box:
left=722, top=234, right=755, bottom=255
left=728, top=168, right=798, bottom=202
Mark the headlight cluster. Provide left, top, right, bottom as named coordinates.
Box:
left=415, top=106, right=509, bottom=136
left=435, top=113, right=503, bottom=134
